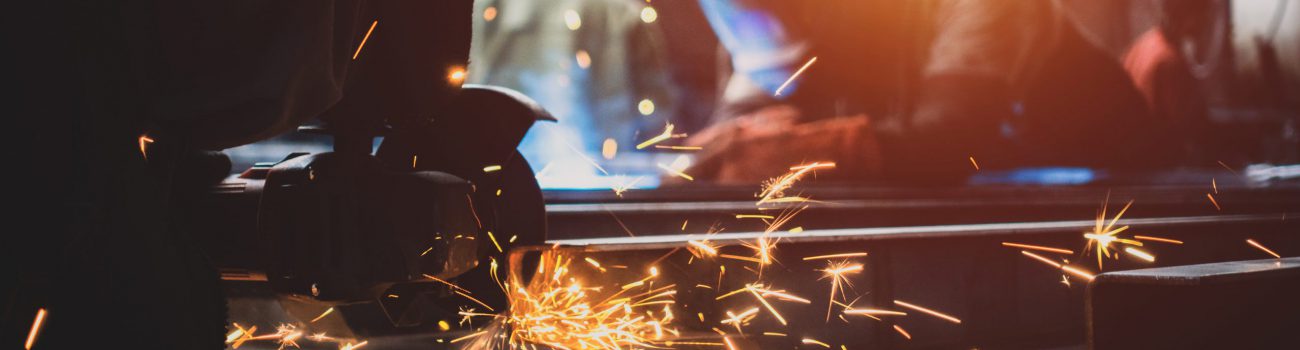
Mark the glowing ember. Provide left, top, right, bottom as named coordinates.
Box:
left=802, top=337, right=832, bottom=348
left=893, top=300, right=961, bottom=324
left=802, top=252, right=868, bottom=261
left=758, top=162, right=835, bottom=206
left=1001, top=242, right=1073, bottom=255
left=1083, top=198, right=1144, bottom=270
left=774, top=56, right=818, bottom=96
left=309, top=307, right=334, bottom=323
left=636, top=123, right=675, bottom=149
left=1246, top=238, right=1282, bottom=259
left=25, top=308, right=46, bottom=350
left=352, top=20, right=378, bottom=60
left=1134, top=235, right=1183, bottom=244
left=468, top=251, right=676, bottom=349
left=138, top=135, right=154, bottom=159
left=1124, top=247, right=1156, bottom=262
left=819, top=261, right=863, bottom=321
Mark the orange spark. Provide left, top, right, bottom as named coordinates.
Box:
left=25, top=308, right=46, bottom=350
left=1207, top=193, right=1221, bottom=210
left=352, top=20, right=378, bottom=60
left=802, top=338, right=832, bottom=348
left=774, top=56, right=818, bottom=96
left=138, top=135, right=154, bottom=159
left=893, top=324, right=912, bottom=340
left=657, top=163, right=694, bottom=181
left=820, top=261, right=863, bottom=321
left=310, top=307, right=334, bottom=323
left=893, top=300, right=961, bottom=324
left=1247, top=239, right=1281, bottom=259
left=1124, top=247, right=1155, bottom=262
left=636, top=123, right=675, bottom=149
left=969, top=156, right=980, bottom=170
left=1134, top=235, right=1183, bottom=244
left=802, top=252, right=868, bottom=261
left=843, top=308, right=907, bottom=317
left=1001, top=242, right=1073, bottom=255
left=747, top=285, right=788, bottom=325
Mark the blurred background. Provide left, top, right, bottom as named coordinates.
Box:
left=226, top=0, right=1300, bottom=194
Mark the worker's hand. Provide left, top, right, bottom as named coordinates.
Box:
left=676, top=105, right=882, bottom=184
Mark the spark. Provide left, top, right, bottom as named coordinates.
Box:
left=1084, top=198, right=1143, bottom=270
left=449, top=331, right=486, bottom=344
left=774, top=56, right=818, bottom=96
left=894, top=300, right=961, bottom=324
left=720, top=307, right=760, bottom=332
left=735, top=214, right=774, bottom=219
left=802, top=338, right=832, bottom=348
left=447, top=66, right=467, bottom=85
left=1001, top=242, right=1073, bottom=255
left=352, top=20, right=378, bottom=60
left=611, top=176, right=645, bottom=197
left=763, top=332, right=787, bottom=337
left=758, top=162, right=835, bottom=205
left=25, top=308, right=46, bottom=350
left=820, top=261, right=863, bottom=321
left=893, top=325, right=912, bottom=340
left=637, top=123, right=675, bottom=149
left=654, top=145, right=702, bottom=151
left=1021, top=250, right=1095, bottom=281
left=1207, top=193, right=1221, bottom=210
left=138, top=135, right=154, bottom=159
left=657, top=163, right=694, bottom=181
left=455, top=290, right=495, bottom=312
left=969, top=156, right=979, bottom=170
left=483, top=6, right=498, bottom=21
left=843, top=308, right=907, bottom=317
left=584, top=257, right=607, bottom=272
left=487, top=231, right=504, bottom=253
left=437, top=320, right=451, bottom=331
left=1217, top=160, right=1238, bottom=175
left=1124, top=247, right=1155, bottom=262
left=687, top=240, right=718, bottom=257
left=1247, top=239, right=1281, bottom=259
left=422, top=273, right=472, bottom=293
left=747, top=284, right=788, bottom=325
left=483, top=164, right=503, bottom=173
left=489, top=252, right=676, bottom=349
left=1212, top=178, right=1218, bottom=194
left=802, top=252, right=868, bottom=261
left=1134, top=235, right=1183, bottom=244
left=310, top=307, right=334, bottom=323
left=723, top=336, right=738, bottom=350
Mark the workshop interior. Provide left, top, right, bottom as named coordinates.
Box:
left=4, top=0, right=1300, bottom=349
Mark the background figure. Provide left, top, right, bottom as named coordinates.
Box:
left=1123, top=0, right=1214, bottom=161
left=469, top=0, right=676, bottom=188
left=686, top=0, right=1161, bottom=184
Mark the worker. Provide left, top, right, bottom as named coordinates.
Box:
left=684, top=0, right=1166, bottom=184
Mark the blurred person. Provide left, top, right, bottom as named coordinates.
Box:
left=1123, top=0, right=1214, bottom=161
left=684, top=0, right=1164, bottom=184
left=468, top=0, right=676, bottom=186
